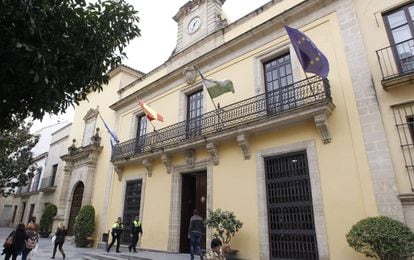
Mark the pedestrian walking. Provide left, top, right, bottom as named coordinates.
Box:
left=128, top=216, right=143, bottom=253
left=51, top=222, right=67, bottom=259
left=188, top=209, right=204, bottom=260
left=106, top=217, right=123, bottom=253
left=2, top=223, right=26, bottom=260
left=28, top=217, right=39, bottom=232
left=21, top=223, right=38, bottom=260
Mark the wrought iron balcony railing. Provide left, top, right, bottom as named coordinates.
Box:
left=113, top=76, right=331, bottom=161
left=39, top=176, right=56, bottom=191
left=376, top=38, right=414, bottom=81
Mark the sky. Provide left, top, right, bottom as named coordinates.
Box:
left=31, top=0, right=270, bottom=132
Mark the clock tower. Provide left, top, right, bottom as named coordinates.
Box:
left=173, top=0, right=228, bottom=52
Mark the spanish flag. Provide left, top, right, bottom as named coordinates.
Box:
left=137, top=98, right=164, bottom=122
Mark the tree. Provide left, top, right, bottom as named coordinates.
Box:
left=0, top=0, right=141, bottom=130
left=0, top=122, right=38, bottom=196
left=39, top=203, right=58, bottom=237
left=346, top=216, right=414, bottom=259
left=74, top=205, right=95, bottom=247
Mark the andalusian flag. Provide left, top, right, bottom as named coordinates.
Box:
left=137, top=98, right=164, bottom=122
left=200, top=74, right=235, bottom=99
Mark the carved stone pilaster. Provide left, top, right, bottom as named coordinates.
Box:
left=114, top=165, right=123, bottom=181
left=185, top=149, right=196, bottom=168
left=161, top=153, right=172, bottom=174
left=314, top=113, right=331, bottom=144
left=237, top=134, right=250, bottom=159
left=206, top=143, right=219, bottom=165
left=143, top=159, right=153, bottom=177
left=63, top=162, right=73, bottom=175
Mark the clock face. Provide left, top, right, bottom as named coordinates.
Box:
left=187, top=16, right=201, bottom=34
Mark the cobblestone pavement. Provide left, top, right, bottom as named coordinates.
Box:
left=0, top=227, right=192, bottom=260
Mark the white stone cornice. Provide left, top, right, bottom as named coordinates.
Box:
left=161, top=153, right=172, bottom=174
left=314, top=113, right=331, bottom=144
left=237, top=134, right=250, bottom=159
left=142, top=159, right=153, bottom=177
left=206, top=143, right=219, bottom=165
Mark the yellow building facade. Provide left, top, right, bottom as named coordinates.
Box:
left=59, top=0, right=414, bottom=259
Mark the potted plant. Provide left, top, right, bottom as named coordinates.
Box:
left=205, top=208, right=243, bottom=259
left=74, top=205, right=95, bottom=247
left=346, top=216, right=414, bottom=259
left=39, top=203, right=57, bottom=238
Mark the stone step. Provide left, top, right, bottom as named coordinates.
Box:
left=82, top=252, right=151, bottom=260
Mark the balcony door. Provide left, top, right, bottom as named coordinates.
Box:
left=135, top=115, right=147, bottom=153
left=187, top=90, right=203, bottom=137
left=384, top=4, right=414, bottom=74
left=264, top=54, right=294, bottom=114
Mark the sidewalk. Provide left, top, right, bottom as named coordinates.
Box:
left=0, top=227, right=190, bottom=260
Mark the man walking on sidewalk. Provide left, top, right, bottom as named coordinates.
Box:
left=188, top=209, right=204, bottom=260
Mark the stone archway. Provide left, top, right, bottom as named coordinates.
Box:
left=67, top=182, right=84, bottom=235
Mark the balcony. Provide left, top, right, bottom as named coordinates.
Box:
left=112, top=76, right=335, bottom=171
left=376, top=38, right=414, bottom=89
left=14, top=185, right=38, bottom=198
left=39, top=176, right=57, bottom=193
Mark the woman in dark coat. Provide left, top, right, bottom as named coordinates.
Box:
left=3, top=223, right=26, bottom=260
left=51, top=222, right=67, bottom=259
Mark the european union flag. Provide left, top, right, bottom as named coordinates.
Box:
left=285, top=25, right=329, bottom=78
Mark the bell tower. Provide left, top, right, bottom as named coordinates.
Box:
left=173, top=0, right=228, bottom=52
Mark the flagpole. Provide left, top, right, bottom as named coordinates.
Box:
left=194, top=66, right=219, bottom=111
left=193, top=66, right=225, bottom=130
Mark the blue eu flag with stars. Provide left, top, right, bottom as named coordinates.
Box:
left=285, top=25, right=329, bottom=78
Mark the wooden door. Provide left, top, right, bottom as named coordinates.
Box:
left=67, top=182, right=84, bottom=235
left=179, top=171, right=207, bottom=253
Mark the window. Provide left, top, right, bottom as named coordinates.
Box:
left=11, top=205, right=17, bottom=224
left=30, top=167, right=42, bottom=192
left=384, top=4, right=414, bottom=73
left=20, top=202, right=26, bottom=223
left=263, top=53, right=294, bottom=113
left=408, top=116, right=414, bottom=143
left=28, top=204, right=35, bottom=223
left=51, top=164, right=58, bottom=187
left=187, top=90, right=203, bottom=137
left=135, top=115, right=147, bottom=152
left=392, top=102, right=414, bottom=190
left=82, top=119, right=96, bottom=146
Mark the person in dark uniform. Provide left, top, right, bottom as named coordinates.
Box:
left=106, top=217, right=123, bottom=253
left=128, top=216, right=143, bottom=253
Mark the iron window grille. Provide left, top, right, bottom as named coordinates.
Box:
left=392, top=101, right=414, bottom=190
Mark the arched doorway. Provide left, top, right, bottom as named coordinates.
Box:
left=67, top=182, right=84, bottom=235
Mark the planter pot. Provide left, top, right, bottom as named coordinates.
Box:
left=39, top=231, right=51, bottom=238
left=223, top=245, right=239, bottom=260
left=75, top=238, right=91, bottom=248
